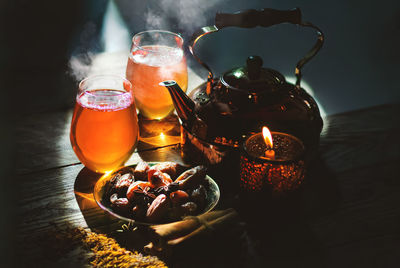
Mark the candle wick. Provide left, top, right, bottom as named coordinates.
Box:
left=264, top=147, right=276, bottom=159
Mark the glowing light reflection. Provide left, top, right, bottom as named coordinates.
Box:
left=286, top=77, right=326, bottom=117
left=101, top=0, right=130, bottom=53
left=140, top=134, right=180, bottom=147
left=286, top=76, right=328, bottom=132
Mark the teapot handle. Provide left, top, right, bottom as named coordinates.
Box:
left=189, top=8, right=324, bottom=89
left=215, top=8, right=301, bottom=28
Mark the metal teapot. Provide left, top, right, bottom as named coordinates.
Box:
left=162, top=8, right=324, bottom=166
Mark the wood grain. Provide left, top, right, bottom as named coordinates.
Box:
left=14, top=102, right=400, bottom=267
left=15, top=109, right=79, bottom=174
left=15, top=110, right=183, bottom=175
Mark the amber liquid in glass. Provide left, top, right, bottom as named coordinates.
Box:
left=70, top=89, right=139, bottom=173
left=126, top=45, right=188, bottom=120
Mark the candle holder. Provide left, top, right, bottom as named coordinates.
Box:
left=240, top=132, right=306, bottom=194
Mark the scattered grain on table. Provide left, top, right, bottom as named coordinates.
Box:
left=35, top=224, right=167, bottom=268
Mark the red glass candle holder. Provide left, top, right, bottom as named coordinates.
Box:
left=240, top=132, right=306, bottom=193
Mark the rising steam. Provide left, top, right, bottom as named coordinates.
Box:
left=145, top=0, right=227, bottom=32
left=68, top=53, right=95, bottom=82
left=68, top=0, right=226, bottom=82
left=68, top=0, right=130, bottom=82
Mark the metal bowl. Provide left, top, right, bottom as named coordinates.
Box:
left=93, top=163, right=220, bottom=225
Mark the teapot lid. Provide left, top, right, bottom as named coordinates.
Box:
left=221, top=55, right=285, bottom=92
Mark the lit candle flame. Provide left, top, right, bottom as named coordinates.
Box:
left=262, top=126, right=273, bottom=149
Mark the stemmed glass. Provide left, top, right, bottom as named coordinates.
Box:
left=126, top=30, right=188, bottom=120
left=70, top=75, right=139, bottom=173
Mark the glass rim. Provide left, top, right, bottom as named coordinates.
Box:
left=78, top=74, right=132, bottom=95
left=132, top=30, right=184, bottom=53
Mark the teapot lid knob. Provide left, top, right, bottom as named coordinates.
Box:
left=222, top=54, right=285, bottom=92
left=246, top=55, right=263, bottom=80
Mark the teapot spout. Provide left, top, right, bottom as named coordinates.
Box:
left=160, top=80, right=196, bottom=123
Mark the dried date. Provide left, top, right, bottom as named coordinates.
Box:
left=151, top=162, right=185, bottom=180
left=115, top=173, right=133, bottom=196
left=146, top=194, right=170, bottom=222
left=170, top=190, right=189, bottom=205
left=134, top=161, right=150, bottom=180
left=126, top=181, right=151, bottom=202
left=148, top=170, right=172, bottom=187
left=105, top=161, right=211, bottom=223
left=176, top=166, right=207, bottom=190
left=110, top=197, right=130, bottom=214
left=110, top=193, right=119, bottom=204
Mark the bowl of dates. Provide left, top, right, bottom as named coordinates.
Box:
left=94, top=161, right=220, bottom=225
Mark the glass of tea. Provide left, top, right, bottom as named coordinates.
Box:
left=126, top=30, right=188, bottom=120
left=70, top=75, right=139, bottom=173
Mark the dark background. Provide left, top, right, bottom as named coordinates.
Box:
left=1, top=0, right=399, bottom=266
left=2, top=0, right=400, bottom=117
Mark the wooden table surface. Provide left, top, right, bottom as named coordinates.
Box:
left=12, top=101, right=400, bottom=267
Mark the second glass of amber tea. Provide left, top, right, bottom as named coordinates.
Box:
left=126, top=30, right=188, bottom=120
left=70, top=75, right=139, bottom=173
